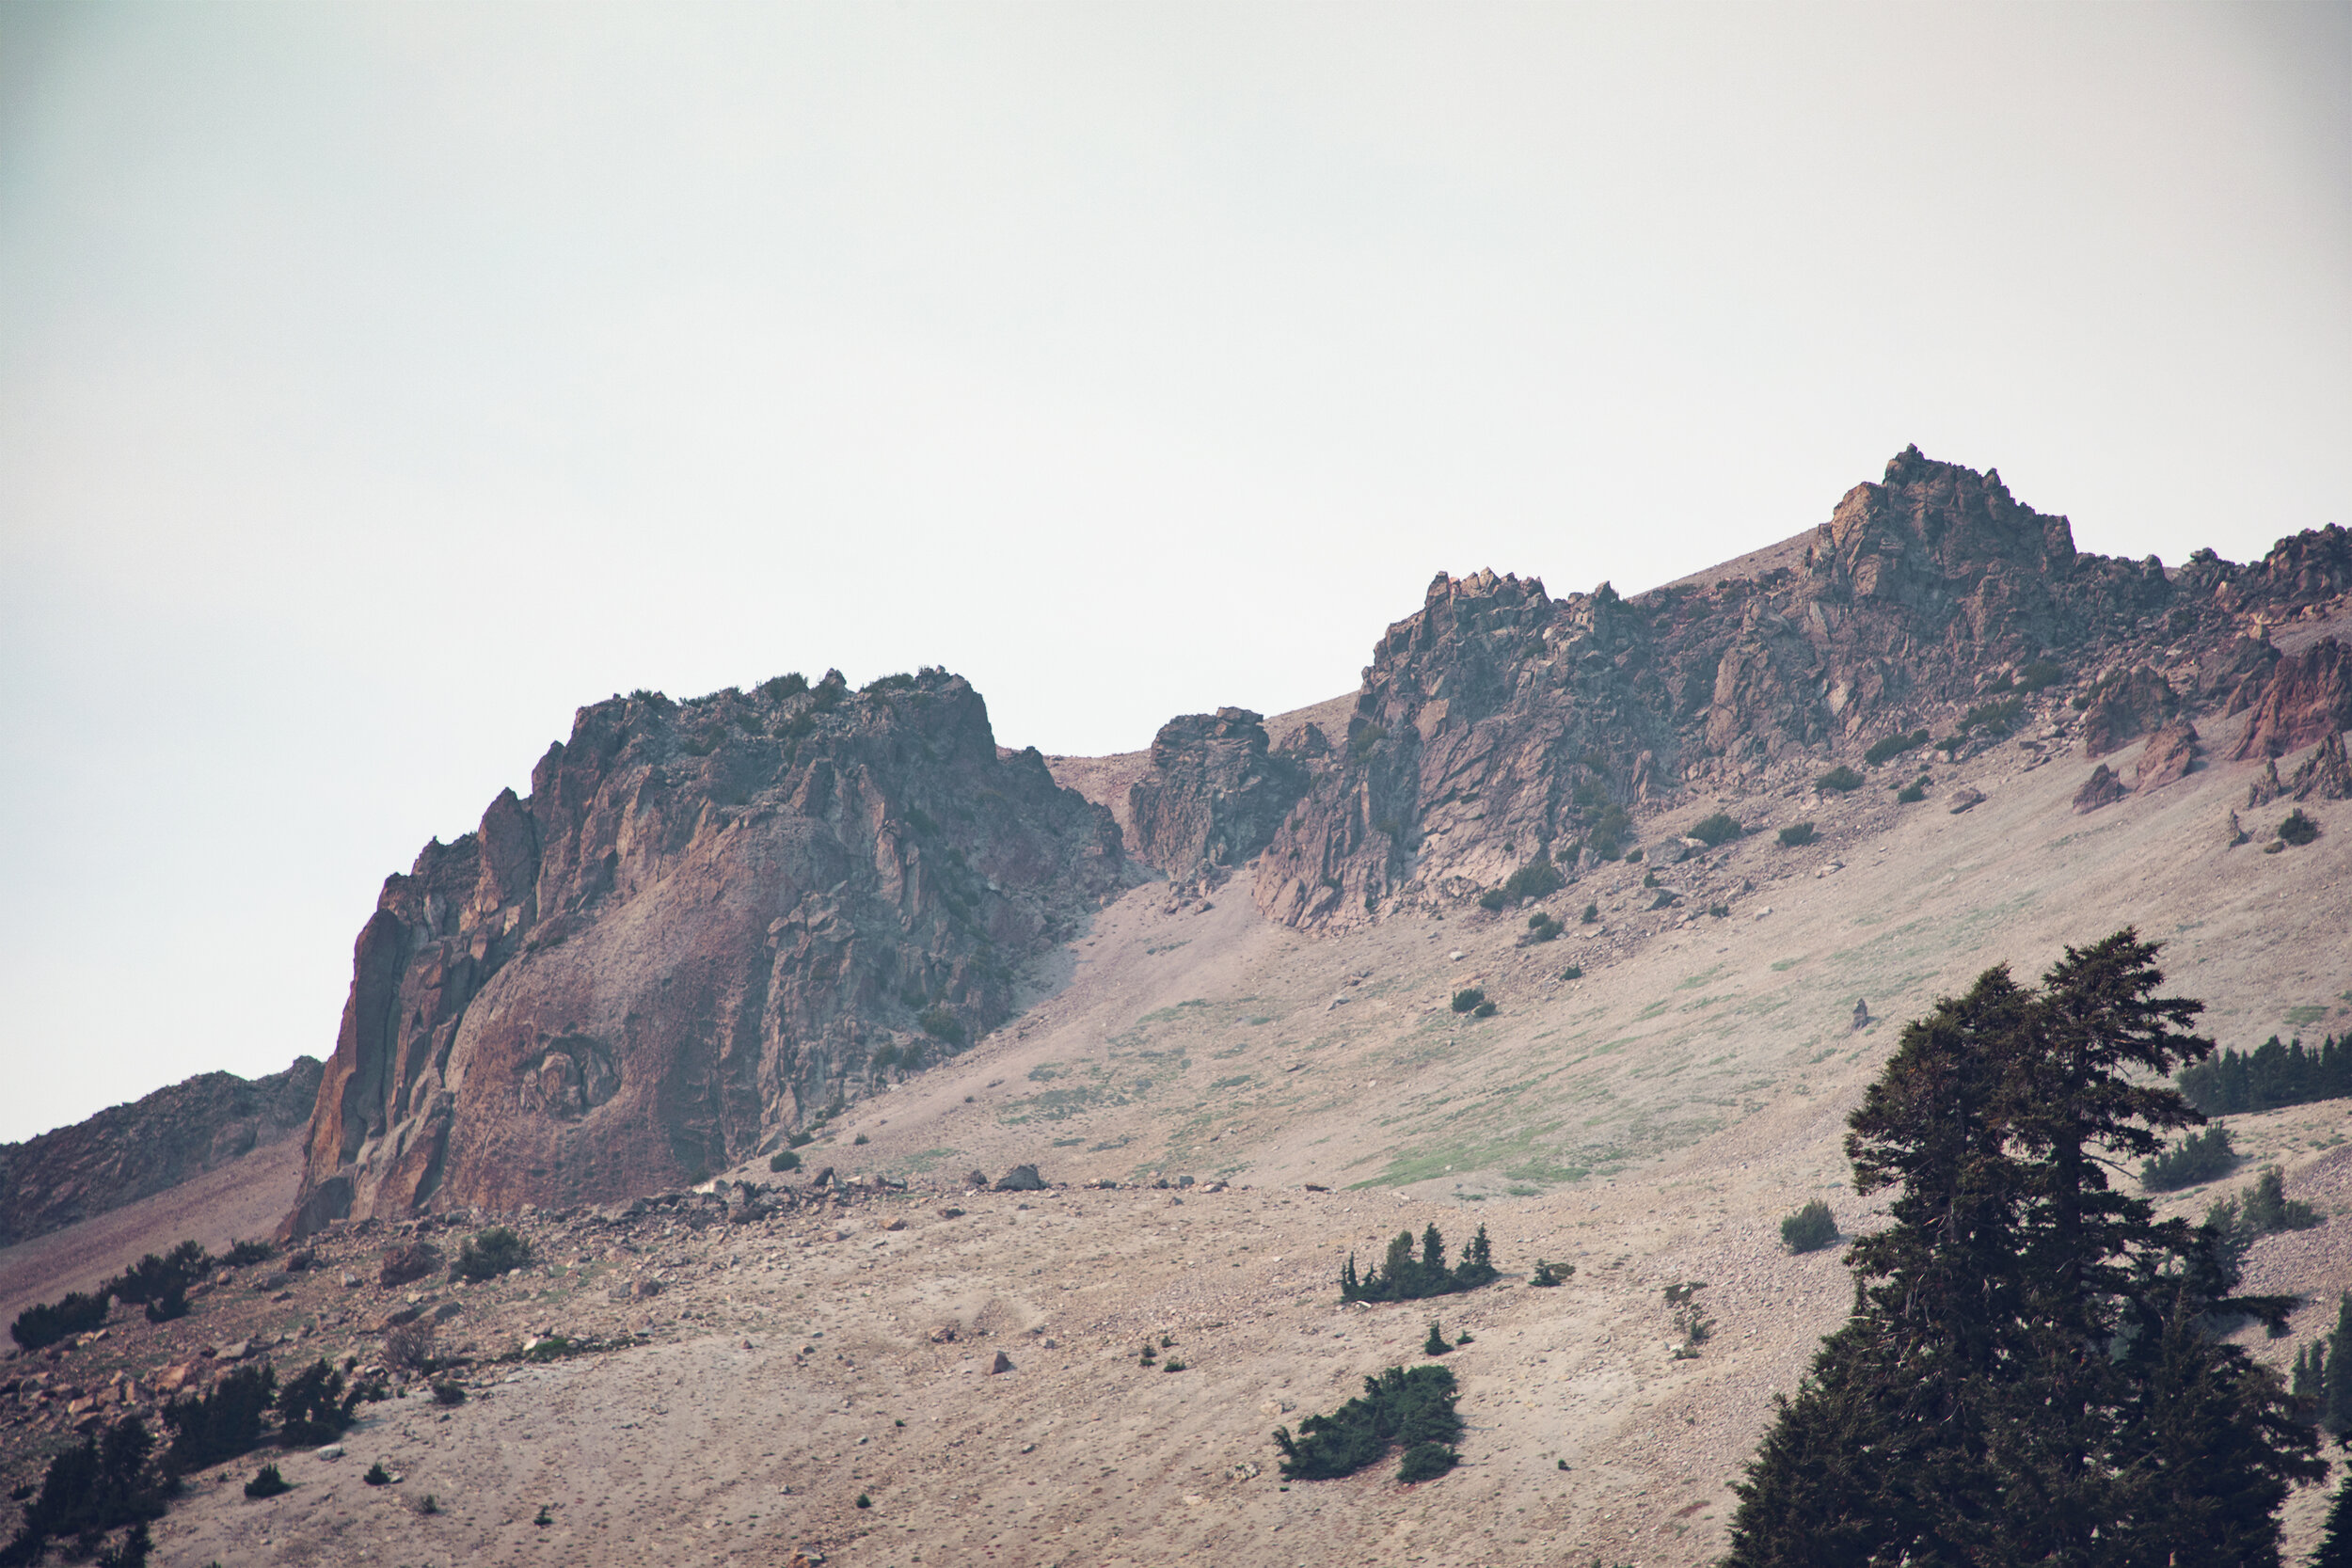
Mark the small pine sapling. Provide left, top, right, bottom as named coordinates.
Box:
left=1423, top=1321, right=1451, bottom=1356
left=243, top=1465, right=291, bottom=1500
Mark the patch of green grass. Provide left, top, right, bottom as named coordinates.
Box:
left=1210, top=1074, right=1254, bottom=1090
left=1139, top=999, right=1212, bottom=1022
left=1676, top=965, right=1725, bottom=991
left=2285, top=1006, right=2330, bottom=1030
left=895, top=1147, right=962, bottom=1174
left=1634, top=1000, right=1670, bottom=1022
left=1025, top=1062, right=1066, bottom=1082
left=1770, top=957, right=1804, bottom=972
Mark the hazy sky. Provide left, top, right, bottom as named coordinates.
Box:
left=2, top=3, right=2346, bottom=1141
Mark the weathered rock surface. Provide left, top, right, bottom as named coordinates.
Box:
left=0, top=1057, right=321, bottom=1247
left=2133, top=718, right=2201, bottom=790
left=288, top=669, right=1121, bottom=1232
left=2288, top=729, right=2352, bottom=801
left=2079, top=666, right=2179, bottom=759
left=1123, top=709, right=1308, bottom=880
left=2073, top=763, right=2128, bottom=814
left=1248, top=448, right=2178, bottom=927
left=2232, top=638, right=2352, bottom=760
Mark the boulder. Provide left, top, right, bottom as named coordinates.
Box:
left=2133, top=718, right=2201, bottom=790
left=2073, top=764, right=2128, bottom=814
left=377, top=1243, right=440, bottom=1289
left=993, top=1165, right=1046, bottom=1193
left=2289, top=730, right=2352, bottom=801
left=988, top=1350, right=1013, bottom=1374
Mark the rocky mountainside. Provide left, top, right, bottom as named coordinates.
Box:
left=281, top=449, right=2349, bottom=1232
left=287, top=669, right=1122, bottom=1233
left=1107, top=448, right=2352, bottom=929
left=0, top=1058, right=320, bottom=1247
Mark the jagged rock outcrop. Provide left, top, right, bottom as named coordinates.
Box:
left=2073, top=764, right=2128, bottom=814
left=2134, top=719, right=2201, bottom=790
left=1123, top=708, right=1308, bottom=880
left=288, top=669, right=1121, bottom=1232
left=2079, top=666, right=2180, bottom=759
left=2288, top=729, right=2352, bottom=801
left=2198, top=633, right=2282, bottom=717
left=2232, top=638, right=2352, bottom=760
left=0, top=1058, right=322, bottom=1246
left=1248, top=448, right=2178, bottom=927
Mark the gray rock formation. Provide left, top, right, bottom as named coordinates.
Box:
left=0, top=1057, right=322, bottom=1247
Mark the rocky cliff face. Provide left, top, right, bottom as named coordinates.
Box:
left=289, top=669, right=1121, bottom=1232
left=1121, top=708, right=1309, bottom=882
left=0, top=1058, right=321, bottom=1246
left=1095, top=447, right=2349, bottom=931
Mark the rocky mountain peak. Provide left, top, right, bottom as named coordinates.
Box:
left=289, top=666, right=1122, bottom=1234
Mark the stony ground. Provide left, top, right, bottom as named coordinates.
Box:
left=5, top=700, right=2350, bottom=1567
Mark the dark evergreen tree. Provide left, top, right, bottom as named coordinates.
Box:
left=1725, top=931, right=2323, bottom=1568
left=2316, top=1454, right=2352, bottom=1568
left=2296, top=1342, right=2328, bottom=1416
left=2327, top=1293, right=2352, bottom=1436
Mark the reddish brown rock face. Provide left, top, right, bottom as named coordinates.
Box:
left=290, top=671, right=1120, bottom=1231
left=2080, top=667, right=2180, bottom=759
left=2073, top=763, right=2129, bottom=814
left=2232, top=638, right=2352, bottom=760
left=2133, top=719, right=2201, bottom=790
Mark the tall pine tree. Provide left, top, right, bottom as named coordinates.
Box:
left=1724, top=931, right=2322, bottom=1567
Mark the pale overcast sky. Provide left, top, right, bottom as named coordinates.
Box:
left=2, top=3, right=2346, bottom=1140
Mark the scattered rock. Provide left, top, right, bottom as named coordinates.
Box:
left=929, top=1324, right=959, bottom=1344
left=1851, top=1000, right=1870, bottom=1033
left=988, top=1351, right=1013, bottom=1374
left=2225, top=810, right=2251, bottom=848
left=882, top=1216, right=906, bottom=1231
left=2079, top=666, right=2179, bottom=759
left=377, top=1243, right=440, bottom=1289
left=2249, top=760, right=2287, bottom=807
left=964, top=1170, right=990, bottom=1190
left=1947, top=787, right=1986, bottom=814
left=993, top=1164, right=1046, bottom=1193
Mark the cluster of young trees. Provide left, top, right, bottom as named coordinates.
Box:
left=1338, top=1224, right=1498, bottom=1304
left=2177, top=1034, right=2351, bottom=1117
left=1727, top=931, right=2328, bottom=1566
left=9, top=1238, right=275, bottom=1352
left=1272, top=1364, right=1463, bottom=1483
left=1, top=1356, right=363, bottom=1565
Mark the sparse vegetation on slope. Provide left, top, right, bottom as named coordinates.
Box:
left=1272, top=1364, right=1463, bottom=1482
left=1339, top=1224, right=1498, bottom=1303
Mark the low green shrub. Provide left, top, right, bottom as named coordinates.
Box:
left=1781, top=1199, right=1836, bottom=1254
left=1817, top=766, right=1865, bottom=793
left=2018, top=659, right=2065, bottom=693
left=1580, top=902, right=1598, bottom=924
left=1450, top=989, right=1486, bottom=1014
left=1471, top=1000, right=1496, bottom=1018
left=1958, top=697, right=2023, bottom=736
left=1422, top=1321, right=1451, bottom=1356
left=1396, top=1442, right=1460, bottom=1483
left=222, top=1238, right=276, bottom=1267
left=1272, top=1364, right=1464, bottom=1482
left=1895, top=779, right=1928, bottom=804
left=769, top=1150, right=802, bottom=1173
left=431, top=1381, right=467, bottom=1406
left=274, top=1359, right=358, bottom=1448
left=2142, top=1126, right=2236, bottom=1192
left=1526, top=912, right=1562, bottom=942
left=1476, top=888, right=1508, bottom=911
left=162, top=1365, right=276, bottom=1475
left=1530, top=1259, right=1574, bottom=1287
left=1686, top=812, right=1741, bottom=847
left=1557, top=965, right=1583, bottom=981
left=456, top=1227, right=532, bottom=1282
left=243, top=1465, right=291, bottom=1500
left=1776, top=821, right=1817, bottom=847
left=363, top=1462, right=393, bottom=1487
left=1864, top=730, right=1931, bottom=767
left=916, top=1006, right=966, bottom=1044
left=1502, top=860, right=1565, bottom=902
left=11, top=1290, right=110, bottom=1352
left=2280, top=809, right=2319, bottom=847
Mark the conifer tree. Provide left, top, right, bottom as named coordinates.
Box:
left=2326, top=1293, right=2352, bottom=1435
left=1724, top=931, right=2322, bottom=1567
left=2316, top=1454, right=2352, bottom=1568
